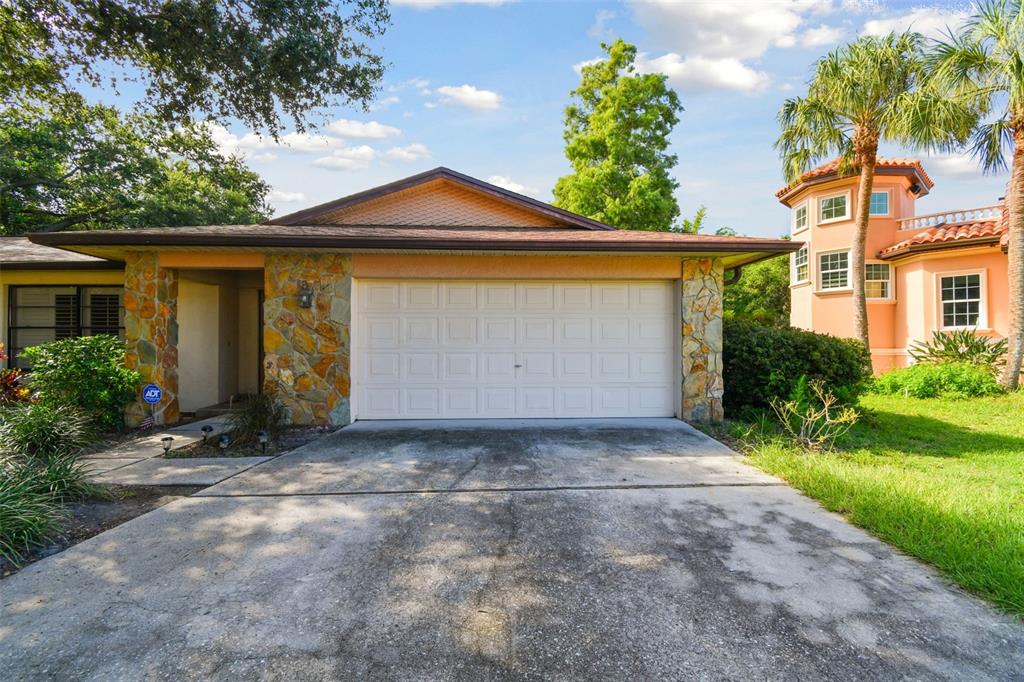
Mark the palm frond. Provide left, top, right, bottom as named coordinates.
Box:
left=971, top=117, right=1013, bottom=173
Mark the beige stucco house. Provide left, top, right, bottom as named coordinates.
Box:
left=2, top=168, right=796, bottom=426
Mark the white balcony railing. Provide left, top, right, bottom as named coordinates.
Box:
left=898, top=205, right=1003, bottom=231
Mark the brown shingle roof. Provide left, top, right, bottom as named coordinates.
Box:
left=28, top=224, right=798, bottom=256
left=776, top=157, right=934, bottom=203
left=0, top=236, right=120, bottom=269
left=878, top=207, right=1008, bottom=259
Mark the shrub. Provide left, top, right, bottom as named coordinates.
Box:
left=20, top=335, right=140, bottom=431
left=872, top=361, right=1003, bottom=399
left=723, top=319, right=872, bottom=415
left=770, top=377, right=859, bottom=450
left=228, top=393, right=288, bottom=445
left=0, top=343, right=29, bottom=406
left=0, top=465, right=64, bottom=566
left=908, top=329, right=1007, bottom=375
left=0, top=403, right=95, bottom=461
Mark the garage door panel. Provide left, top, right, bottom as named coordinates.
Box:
left=356, top=280, right=675, bottom=419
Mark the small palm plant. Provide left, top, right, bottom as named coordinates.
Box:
left=909, top=330, right=1008, bottom=375
left=925, top=0, right=1024, bottom=388
left=777, top=32, right=973, bottom=352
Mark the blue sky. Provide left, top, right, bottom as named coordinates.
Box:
left=101, top=0, right=1009, bottom=237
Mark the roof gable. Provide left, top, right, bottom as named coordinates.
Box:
left=268, top=167, right=615, bottom=230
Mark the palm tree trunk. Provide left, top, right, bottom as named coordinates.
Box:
left=1000, top=126, right=1024, bottom=389
left=852, top=148, right=877, bottom=352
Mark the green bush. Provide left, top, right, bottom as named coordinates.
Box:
left=872, top=361, right=1004, bottom=399
left=723, top=319, right=872, bottom=415
left=228, top=393, right=288, bottom=445
left=0, top=403, right=95, bottom=461
left=908, top=329, right=1007, bottom=375
left=21, top=335, right=140, bottom=431
left=0, top=465, right=64, bottom=566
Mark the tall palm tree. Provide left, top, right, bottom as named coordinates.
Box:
left=927, top=0, right=1024, bottom=389
left=776, top=32, right=968, bottom=352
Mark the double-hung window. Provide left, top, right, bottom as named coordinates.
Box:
left=793, top=204, right=808, bottom=233
left=792, top=245, right=809, bottom=283
left=818, top=251, right=849, bottom=290
left=819, top=193, right=849, bottom=222
left=6, top=286, right=125, bottom=369
left=865, top=263, right=891, bottom=299
left=869, top=191, right=890, bottom=216
left=940, top=273, right=983, bottom=328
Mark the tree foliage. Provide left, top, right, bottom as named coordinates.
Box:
left=0, top=0, right=389, bottom=135
left=724, top=254, right=791, bottom=327
left=0, top=100, right=270, bottom=234
left=925, top=0, right=1024, bottom=388
left=554, top=39, right=683, bottom=231
left=776, top=32, right=971, bottom=351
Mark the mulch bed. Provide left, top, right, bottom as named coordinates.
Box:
left=1, top=485, right=203, bottom=578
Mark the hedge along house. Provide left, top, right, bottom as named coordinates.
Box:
left=18, top=168, right=798, bottom=427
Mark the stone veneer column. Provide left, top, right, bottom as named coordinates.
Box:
left=680, top=258, right=725, bottom=422
left=263, top=254, right=352, bottom=426
left=123, top=252, right=179, bottom=426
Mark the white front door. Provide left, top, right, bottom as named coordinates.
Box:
left=355, top=280, right=676, bottom=419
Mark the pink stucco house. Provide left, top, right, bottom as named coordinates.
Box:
left=780, top=158, right=1010, bottom=373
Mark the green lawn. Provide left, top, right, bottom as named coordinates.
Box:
left=725, top=392, right=1024, bottom=616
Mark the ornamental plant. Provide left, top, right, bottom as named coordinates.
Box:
left=20, top=335, right=140, bottom=432
left=0, top=343, right=29, bottom=406
left=908, top=329, right=1007, bottom=376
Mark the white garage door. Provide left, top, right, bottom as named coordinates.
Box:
left=355, top=280, right=676, bottom=419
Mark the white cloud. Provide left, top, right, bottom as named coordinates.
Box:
left=269, top=190, right=306, bottom=203
left=637, top=53, right=771, bottom=93
left=863, top=8, right=968, bottom=40
left=628, top=0, right=830, bottom=61
left=800, top=24, right=844, bottom=47
left=487, top=175, right=538, bottom=195
left=392, top=0, right=510, bottom=8
left=324, top=118, right=401, bottom=139
left=385, top=143, right=432, bottom=161
left=313, top=145, right=377, bottom=171
left=370, top=96, right=401, bottom=111
left=572, top=57, right=603, bottom=75
left=925, top=153, right=981, bottom=178
left=436, top=84, right=502, bottom=111
left=588, top=9, right=615, bottom=38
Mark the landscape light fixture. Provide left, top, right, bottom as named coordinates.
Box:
left=161, top=436, right=174, bottom=453
left=201, top=424, right=213, bottom=442
left=219, top=434, right=230, bottom=450
left=258, top=431, right=269, bottom=455
left=298, top=281, right=314, bottom=309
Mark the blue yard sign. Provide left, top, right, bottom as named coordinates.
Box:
left=142, top=384, right=162, bottom=404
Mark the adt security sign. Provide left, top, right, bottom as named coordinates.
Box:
left=142, top=384, right=162, bottom=404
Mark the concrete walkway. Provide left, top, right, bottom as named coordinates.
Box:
left=82, top=416, right=269, bottom=486
left=3, top=419, right=1022, bottom=680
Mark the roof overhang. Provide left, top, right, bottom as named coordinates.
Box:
left=777, top=166, right=931, bottom=206
left=877, top=235, right=1003, bottom=260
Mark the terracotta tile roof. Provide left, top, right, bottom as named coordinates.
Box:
left=776, top=157, right=934, bottom=202
left=29, top=224, right=799, bottom=256
left=0, top=236, right=120, bottom=268
left=878, top=207, right=1009, bottom=259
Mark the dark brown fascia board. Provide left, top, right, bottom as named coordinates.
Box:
left=877, top=235, right=1002, bottom=260
left=777, top=166, right=932, bottom=206
left=267, top=167, right=618, bottom=231
left=29, top=230, right=800, bottom=256
left=0, top=260, right=123, bottom=270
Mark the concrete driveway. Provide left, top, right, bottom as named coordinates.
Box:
left=2, top=419, right=1022, bottom=680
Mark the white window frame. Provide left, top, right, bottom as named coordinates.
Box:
left=792, top=201, right=809, bottom=234
left=818, top=191, right=851, bottom=224
left=792, top=245, right=809, bottom=284
left=868, top=189, right=891, bottom=217
left=817, top=249, right=851, bottom=291
left=936, top=270, right=988, bottom=330
left=864, top=262, right=892, bottom=300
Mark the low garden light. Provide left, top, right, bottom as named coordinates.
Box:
left=161, top=436, right=174, bottom=453
left=257, top=431, right=269, bottom=455
left=219, top=434, right=230, bottom=450
left=201, top=424, right=213, bottom=442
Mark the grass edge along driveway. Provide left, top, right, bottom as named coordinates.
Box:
left=709, top=392, right=1024, bottom=617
